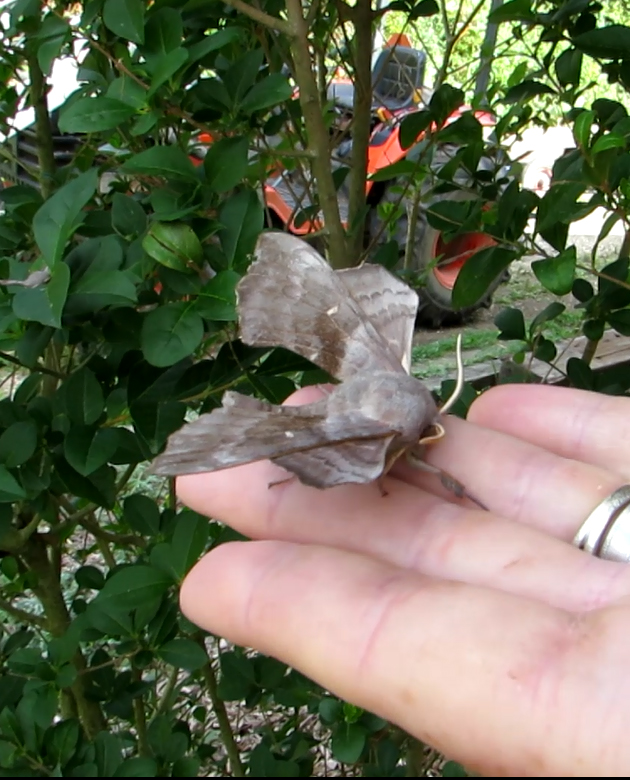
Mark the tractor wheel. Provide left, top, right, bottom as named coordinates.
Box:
left=370, top=154, right=508, bottom=328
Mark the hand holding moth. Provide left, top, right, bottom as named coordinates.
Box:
left=153, top=232, right=480, bottom=505
left=178, top=384, right=630, bottom=777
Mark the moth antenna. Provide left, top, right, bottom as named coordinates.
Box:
left=439, top=334, right=464, bottom=415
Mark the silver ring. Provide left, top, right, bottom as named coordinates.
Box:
left=573, top=485, right=630, bottom=563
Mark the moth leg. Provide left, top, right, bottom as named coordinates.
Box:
left=406, top=448, right=487, bottom=511
left=268, top=474, right=298, bottom=490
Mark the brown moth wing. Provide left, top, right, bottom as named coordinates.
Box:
left=336, top=264, right=418, bottom=374
left=151, top=390, right=397, bottom=483
left=238, top=232, right=406, bottom=382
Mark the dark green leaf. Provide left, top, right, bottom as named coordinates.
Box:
left=399, top=110, right=432, bottom=149
left=58, top=97, right=136, bottom=133
left=113, top=758, right=158, bottom=777
left=573, top=110, right=595, bottom=150
left=103, top=0, right=145, bottom=44
left=240, top=74, right=293, bottom=114
left=494, top=307, right=526, bottom=341
left=217, top=652, right=256, bottom=701
left=319, top=697, right=343, bottom=724
left=592, top=133, right=626, bottom=155
left=533, top=336, right=556, bottom=362
left=442, top=761, right=470, bottom=777
left=187, top=28, right=242, bottom=63
left=219, top=190, right=264, bottom=269
left=583, top=318, right=605, bottom=341
left=195, top=270, right=240, bottom=321
left=573, top=25, right=630, bottom=60
left=143, top=6, right=182, bottom=63
left=112, top=194, right=147, bottom=237
left=531, top=247, right=576, bottom=295
left=147, top=48, right=188, bottom=96
left=62, top=369, right=104, bottom=426
left=141, top=303, right=204, bottom=367
left=12, top=262, right=70, bottom=328
left=122, top=147, right=198, bottom=182
left=566, top=357, right=595, bottom=390
left=504, top=80, right=556, bottom=103
left=94, top=731, right=124, bottom=777
left=142, top=222, right=203, bottom=271
left=530, top=302, right=566, bottom=333
left=452, top=247, right=515, bottom=310
left=171, top=756, right=201, bottom=777
left=410, top=0, right=439, bottom=18
left=106, top=76, right=147, bottom=109
left=44, top=720, right=79, bottom=768
left=75, top=565, right=105, bottom=590
left=0, top=421, right=37, bottom=467
left=123, top=494, right=161, bottom=535
left=488, top=0, right=534, bottom=23
left=54, top=460, right=117, bottom=508
left=204, top=137, right=250, bottom=192
left=157, top=638, right=207, bottom=671
left=429, top=84, right=464, bottom=126
left=607, top=309, right=630, bottom=336
left=32, top=170, right=98, bottom=267
left=67, top=270, right=137, bottom=314
left=96, top=565, right=172, bottom=610
left=130, top=399, right=186, bottom=453
left=0, top=466, right=26, bottom=502
left=555, top=48, right=582, bottom=86
left=64, top=427, right=120, bottom=475
left=331, top=723, right=366, bottom=764
left=56, top=663, right=78, bottom=688
left=170, top=511, right=210, bottom=578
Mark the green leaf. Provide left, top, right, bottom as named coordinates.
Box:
left=187, top=28, right=242, bottom=64
left=170, top=511, right=210, bottom=578
left=607, top=309, right=630, bottom=336
left=123, top=494, right=161, bottom=535
left=12, top=262, right=70, bottom=328
left=147, top=48, right=188, bottom=97
left=195, top=270, right=240, bottom=321
left=75, top=565, right=105, bottom=590
left=442, top=761, right=470, bottom=777
left=122, top=147, right=198, bottom=181
left=488, top=0, right=534, bottom=23
left=67, top=270, right=137, bottom=314
left=143, top=6, right=182, bottom=64
left=171, top=757, right=201, bottom=778
left=130, top=399, right=186, bottom=454
left=331, top=723, right=366, bottom=764
left=530, top=302, right=566, bottom=334
left=113, top=758, right=158, bottom=777
left=583, top=318, right=605, bottom=341
left=504, top=80, right=555, bottom=103
left=103, top=0, right=145, bottom=44
left=44, top=720, right=79, bottom=768
left=32, top=170, right=98, bottom=267
left=56, top=663, right=78, bottom=688
left=112, top=194, right=147, bottom=237
left=494, top=307, right=526, bottom=341
left=531, top=247, right=576, bottom=295
left=398, top=110, right=432, bottom=150
left=106, top=76, right=147, bottom=109
left=240, top=73, right=293, bottom=114
left=55, top=461, right=117, bottom=509
left=94, top=732, right=124, bottom=777
left=64, top=427, right=120, bottom=475
left=219, top=190, right=263, bottom=269
left=63, top=369, right=104, bottom=425
left=141, top=303, right=204, bottom=367
left=573, top=110, right=595, bottom=150
left=58, top=97, right=136, bottom=134
left=573, top=25, right=630, bottom=60
left=96, top=565, right=172, bottom=610
left=204, top=136, right=250, bottom=192
left=452, top=247, right=515, bottom=310
left=142, top=222, right=203, bottom=271
left=157, top=638, right=207, bottom=671
left=429, top=84, right=464, bottom=126
left=0, top=466, right=25, bottom=502
left=409, top=0, right=439, bottom=18
left=555, top=47, right=582, bottom=87
left=566, top=357, right=595, bottom=390
left=592, top=133, right=626, bottom=155
left=217, top=652, right=256, bottom=701
left=0, top=421, right=37, bottom=467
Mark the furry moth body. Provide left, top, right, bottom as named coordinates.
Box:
left=152, top=232, right=481, bottom=505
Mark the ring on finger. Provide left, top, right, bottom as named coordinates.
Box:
left=573, top=485, right=630, bottom=563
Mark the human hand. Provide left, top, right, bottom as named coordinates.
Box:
left=177, top=384, right=630, bottom=776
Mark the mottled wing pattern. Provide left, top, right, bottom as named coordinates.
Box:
left=337, top=264, right=418, bottom=373
left=238, top=232, right=405, bottom=382
left=151, top=390, right=396, bottom=484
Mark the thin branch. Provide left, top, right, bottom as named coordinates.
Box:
left=223, top=0, right=292, bottom=35
left=0, top=597, right=47, bottom=628
left=0, top=350, right=65, bottom=379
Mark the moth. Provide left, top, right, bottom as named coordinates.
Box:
left=152, top=232, right=483, bottom=507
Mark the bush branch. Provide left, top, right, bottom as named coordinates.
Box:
left=223, top=0, right=292, bottom=35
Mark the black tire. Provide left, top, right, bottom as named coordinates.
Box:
left=369, top=148, right=508, bottom=328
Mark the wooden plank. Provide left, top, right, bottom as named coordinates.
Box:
left=424, top=330, right=630, bottom=392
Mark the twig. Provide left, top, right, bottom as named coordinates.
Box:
left=0, top=350, right=65, bottom=379
left=223, top=0, right=292, bottom=35
left=0, top=597, right=47, bottom=628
